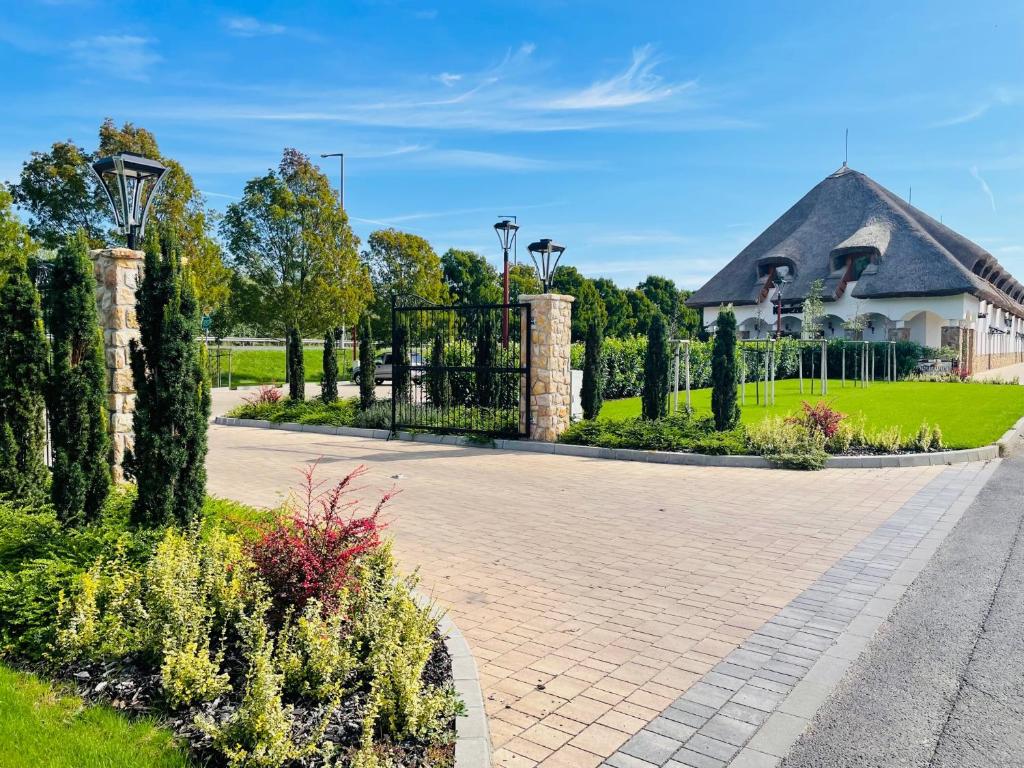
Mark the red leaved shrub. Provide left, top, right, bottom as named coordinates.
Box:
left=249, top=462, right=391, bottom=617
left=243, top=384, right=283, bottom=406
left=788, top=400, right=845, bottom=438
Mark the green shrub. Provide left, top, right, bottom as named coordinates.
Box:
left=642, top=314, right=668, bottom=420
left=425, top=333, right=449, bottom=407
left=559, top=412, right=747, bottom=454
left=357, top=314, right=376, bottom=411
left=287, top=327, right=305, bottom=402
left=711, top=307, right=739, bottom=431
left=321, top=331, right=338, bottom=403
left=275, top=598, right=355, bottom=701
left=746, top=417, right=828, bottom=470
left=581, top=320, right=604, bottom=420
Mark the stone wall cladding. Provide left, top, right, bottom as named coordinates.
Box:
left=520, top=293, right=574, bottom=442
left=91, top=247, right=144, bottom=481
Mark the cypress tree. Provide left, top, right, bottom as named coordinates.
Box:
left=47, top=230, right=110, bottom=524
left=641, top=313, right=668, bottom=420
left=287, top=327, right=305, bottom=401
left=581, top=320, right=604, bottom=420
left=321, top=330, right=338, bottom=403
left=711, top=306, right=740, bottom=431
left=474, top=314, right=495, bottom=408
left=0, top=261, right=48, bottom=499
left=426, top=332, right=449, bottom=407
left=357, top=314, right=375, bottom=410
left=392, top=321, right=411, bottom=402
left=125, top=228, right=210, bottom=528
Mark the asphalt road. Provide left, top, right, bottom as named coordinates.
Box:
left=782, top=453, right=1024, bottom=768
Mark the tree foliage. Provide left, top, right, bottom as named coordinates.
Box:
left=626, top=289, right=660, bottom=337
left=357, top=314, right=376, bottom=411
left=441, top=248, right=501, bottom=305
left=47, top=231, right=110, bottom=524
left=222, top=148, right=371, bottom=337
left=508, top=262, right=542, bottom=304
left=474, top=314, right=495, bottom=408
left=642, top=313, right=668, bottom=420
left=125, top=228, right=210, bottom=528
left=593, top=278, right=634, bottom=338
left=711, top=306, right=739, bottom=431
left=0, top=189, right=38, bottom=285
left=363, top=229, right=446, bottom=336
left=0, top=260, right=48, bottom=499
left=321, top=331, right=338, bottom=403
left=10, top=121, right=232, bottom=314
left=392, top=321, right=411, bottom=402
left=551, top=265, right=607, bottom=342
left=581, top=320, right=604, bottom=420
left=287, top=327, right=305, bottom=402
left=801, top=279, right=825, bottom=339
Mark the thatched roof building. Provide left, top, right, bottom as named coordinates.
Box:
left=687, top=165, right=1024, bottom=316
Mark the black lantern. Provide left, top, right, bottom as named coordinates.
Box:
left=526, top=238, right=565, bottom=293
left=494, top=217, right=519, bottom=347
left=91, top=152, right=168, bottom=249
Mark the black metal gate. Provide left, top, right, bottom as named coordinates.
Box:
left=391, top=297, right=530, bottom=437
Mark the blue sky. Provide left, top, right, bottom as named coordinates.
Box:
left=2, top=0, right=1022, bottom=290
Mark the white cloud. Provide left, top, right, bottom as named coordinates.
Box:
left=69, top=35, right=160, bottom=81
left=933, top=86, right=1019, bottom=127
left=970, top=165, right=997, bottom=213
left=435, top=72, right=462, bottom=87
left=223, top=16, right=288, bottom=37
left=542, top=45, right=689, bottom=110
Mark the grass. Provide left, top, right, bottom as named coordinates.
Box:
left=598, top=379, right=1024, bottom=449
left=0, top=664, right=191, bottom=768
left=206, top=347, right=354, bottom=388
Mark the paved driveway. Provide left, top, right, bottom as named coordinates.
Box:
left=206, top=425, right=941, bottom=767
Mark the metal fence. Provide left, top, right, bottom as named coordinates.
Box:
left=391, top=298, right=530, bottom=437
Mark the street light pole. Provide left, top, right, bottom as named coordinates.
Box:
left=494, top=217, right=519, bottom=348
left=320, top=152, right=344, bottom=209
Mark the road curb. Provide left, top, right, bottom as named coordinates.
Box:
left=213, top=416, right=1008, bottom=470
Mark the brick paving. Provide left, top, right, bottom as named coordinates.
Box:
left=205, top=425, right=943, bottom=767
left=601, top=461, right=996, bottom=768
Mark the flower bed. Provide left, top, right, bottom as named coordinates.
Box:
left=0, top=467, right=461, bottom=768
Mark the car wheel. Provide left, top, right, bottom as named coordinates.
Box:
left=375, top=379, right=384, bottom=386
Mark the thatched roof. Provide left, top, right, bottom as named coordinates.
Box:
left=687, top=166, right=1024, bottom=315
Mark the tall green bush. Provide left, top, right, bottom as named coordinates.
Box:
left=642, top=313, right=668, bottom=420
left=287, top=327, right=305, bottom=402
left=47, top=231, right=110, bottom=524
left=581, top=320, right=604, bottom=420
left=474, top=314, right=495, bottom=408
left=711, top=306, right=739, bottom=430
left=357, top=314, right=375, bottom=410
left=125, top=229, right=210, bottom=528
left=321, top=331, right=338, bottom=403
left=425, top=333, right=448, bottom=407
left=0, top=261, right=48, bottom=499
left=392, top=321, right=410, bottom=401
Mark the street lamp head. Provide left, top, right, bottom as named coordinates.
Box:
left=91, top=152, right=168, bottom=250
left=493, top=217, right=519, bottom=252
left=526, top=238, right=566, bottom=293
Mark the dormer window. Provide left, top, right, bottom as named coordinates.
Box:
left=756, top=258, right=796, bottom=281
left=830, top=247, right=877, bottom=281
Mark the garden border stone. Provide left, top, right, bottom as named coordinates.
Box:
left=213, top=416, right=1021, bottom=469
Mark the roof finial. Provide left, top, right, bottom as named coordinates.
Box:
left=844, top=128, right=848, bottom=167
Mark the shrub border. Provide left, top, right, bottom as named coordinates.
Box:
left=214, top=415, right=1024, bottom=468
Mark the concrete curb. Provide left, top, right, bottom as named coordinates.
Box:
left=213, top=416, right=1014, bottom=470
left=411, top=594, right=490, bottom=768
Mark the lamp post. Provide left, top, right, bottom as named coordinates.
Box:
left=494, top=217, right=519, bottom=348
left=91, top=153, right=168, bottom=249
left=320, top=152, right=344, bottom=208
left=772, top=265, right=792, bottom=339
left=527, top=238, right=566, bottom=294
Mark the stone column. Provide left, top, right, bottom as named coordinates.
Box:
left=520, top=293, right=574, bottom=442
left=91, top=248, right=144, bottom=481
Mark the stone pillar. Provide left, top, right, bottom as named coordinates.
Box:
left=520, top=293, right=574, bottom=442
left=91, top=248, right=144, bottom=481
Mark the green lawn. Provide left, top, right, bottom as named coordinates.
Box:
left=206, top=347, right=353, bottom=388
left=599, top=379, right=1024, bottom=449
left=0, top=664, right=191, bottom=768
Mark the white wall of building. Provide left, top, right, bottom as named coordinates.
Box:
left=703, top=285, right=986, bottom=351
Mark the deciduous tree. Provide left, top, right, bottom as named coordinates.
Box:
left=441, top=248, right=501, bottom=305
left=593, top=278, right=634, bottom=338
left=363, top=229, right=446, bottom=336
left=550, top=265, right=607, bottom=342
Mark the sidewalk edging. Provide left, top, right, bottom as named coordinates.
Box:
left=213, top=416, right=1006, bottom=469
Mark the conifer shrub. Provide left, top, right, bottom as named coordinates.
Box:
left=425, top=333, right=449, bottom=408
left=641, top=313, right=668, bottom=420
left=0, top=260, right=48, bottom=499
left=124, top=228, right=210, bottom=528
left=392, top=322, right=411, bottom=402
left=47, top=230, right=111, bottom=525
left=711, top=306, right=739, bottom=431
left=321, top=331, right=338, bottom=403
left=474, top=314, right=495, bottom=408
left=287, top=327, right=305, bottom=402
left=581, top=320, right=604, bottom=420
left=357, top=314, right=376, bottom=411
